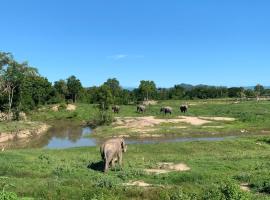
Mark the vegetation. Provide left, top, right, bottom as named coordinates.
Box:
left=1, top=51, right=270, bottom=119
left=0, top=136, right=270, bottom=199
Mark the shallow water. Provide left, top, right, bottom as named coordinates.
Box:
left=2, top=122, right=235, bottom=149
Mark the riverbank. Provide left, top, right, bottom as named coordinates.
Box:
left=0, top=121, right=50, bottom=144
left=0, top=136, right=269, bottom=199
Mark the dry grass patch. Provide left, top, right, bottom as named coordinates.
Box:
left=145, top=162, right=190, bottom=175
left=123, top=181, right=152, bottom=187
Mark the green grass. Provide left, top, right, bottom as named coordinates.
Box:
left=1, top=136, right=270, bottom=199
left=0, top=121, right=45, bottom=133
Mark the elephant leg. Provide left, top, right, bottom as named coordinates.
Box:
left=104, top=160, right=109, bottom=172
left=118, top=152, right=123, bottom=167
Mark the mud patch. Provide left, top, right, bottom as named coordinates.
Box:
left=145, top=162, right=190, bottom=174
left=123, top=181, right=152, bottom=187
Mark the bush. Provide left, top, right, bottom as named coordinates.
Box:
left=202, top=181, right=250, bottom=200
left=159, top=187, right=197, bottom=200
left=0, top=191, right=18, bottom=200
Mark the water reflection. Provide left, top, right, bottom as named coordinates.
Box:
left=1, top=122, right=236, bottom=150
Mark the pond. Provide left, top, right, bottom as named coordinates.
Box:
left=2, top=122, right=235, bottom=150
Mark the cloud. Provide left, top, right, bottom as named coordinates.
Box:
left=108, top=54, right=128, bottom=60
left=108, top=54, right=144, bottom=60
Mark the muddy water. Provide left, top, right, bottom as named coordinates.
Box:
left=2, top=122, right=235, bottom=150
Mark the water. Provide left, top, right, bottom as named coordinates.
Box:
left=2, top=122, right=236, bottom=149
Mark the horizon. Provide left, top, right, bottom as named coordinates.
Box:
left=1, top=0, right=270, bottom=87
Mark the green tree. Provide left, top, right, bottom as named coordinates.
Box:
left=138, top=80, right=157, bottom=101
left=254, top=84, right=264, bottom=99
left=95, top=84, right=114, bottom=125
left=67, top=75, right=82, bottom=103
left=0, top=58, right=39, bottom=117
left=54, top=79, right=68, bottom=100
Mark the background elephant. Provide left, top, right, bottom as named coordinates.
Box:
left=160, top=106, right=172, bottom=115
left=112, top=105, right=120, bottom=113
left=100, top=138, right=127, bottom=172
left=137, top=105, right=146, bottom=113
left=180, top=104, right=188, bottom=113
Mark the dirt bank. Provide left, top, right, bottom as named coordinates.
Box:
left=0, top=122, right=50, bottom=143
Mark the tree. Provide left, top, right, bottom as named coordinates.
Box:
left=0, top=57, right=39, bottom=117
left=138, top=80, right=157, bottom=101
left=21, top=76, right=52, bottom=110
left=96, top=85, right=113, bottom=110
left=54, top=79, right=68, bottom=100
left=95, top=84, right=114, bottom=124
left=254, top=84, right=264, bottom=100
left=67, top=75, right=82, bottom=103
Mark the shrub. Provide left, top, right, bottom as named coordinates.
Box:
left=202, top=181, right=250, bottom=200
left=0, top=191, right=18, bottom=200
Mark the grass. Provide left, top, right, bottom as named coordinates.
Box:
left=0, top=121, right=46, bottom=133
left=0, top=136, right=270, bottom=199
left=91, top=99, right=270, bottom=138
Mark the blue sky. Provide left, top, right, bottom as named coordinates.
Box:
left=1, top=0, right=270, bottom=87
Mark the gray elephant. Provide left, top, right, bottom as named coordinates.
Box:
left=160, top=106, right=172, bottom=115
left=137, top=105, right=146, bottom=113
left=112, top=105, right=120, bottom=113
left=180, top=104, right=188, bottom=113
left=100, top=138, right=127, bottom=172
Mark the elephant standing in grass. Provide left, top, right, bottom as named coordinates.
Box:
left=112, top=105, right=120, bottom=113
left=100, top=138, right=127, bottom=172
left=160, top=106, right=172, bottom=115
left=180, top=105, right=188, bottom=113
left=137, top=105, right=146, bottom=113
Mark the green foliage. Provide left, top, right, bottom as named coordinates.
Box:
left=159, top=187, right=197, bottom=200
left=67, top=75, right=83, bottom=103
left=202, top=181, right=250, bottom=200
left=138, top=80, right=157, bottom=101
left=0, top=191, right=18, bottom=200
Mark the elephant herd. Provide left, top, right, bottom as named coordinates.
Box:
left=101, top=103, right=189, bottom=172
left=112, top=104, right=189, bottom=115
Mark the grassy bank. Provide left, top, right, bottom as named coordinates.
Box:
left=0, top=136, right=270, bottom=199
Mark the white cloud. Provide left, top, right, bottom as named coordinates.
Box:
left=108, top=54, right=144, bottom=60
left=108, top=54, right=128, bottom=60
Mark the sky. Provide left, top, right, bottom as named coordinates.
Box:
left=1, top=0, right=270, bottom=88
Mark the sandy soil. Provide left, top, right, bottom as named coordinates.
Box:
left=51, top=105, right=59, bottom=111
left=66, top=104, right=77, bottom=111
left=199, top=117, right=235, bottom=121
left=114, top=115, right=235, bottom=135
left=142, top=100, right=158, bottom=105
left=240, top=183, right=251, bottom=192
left=202, top=126, right=225, bottom=129
left=145, top=162, right=190, bottom=174
left=123, top=181, right=152, bottom=187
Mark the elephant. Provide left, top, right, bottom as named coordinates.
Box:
left=137, top=105, right=146, bottom=113
left=160, top=106, right=172, bottom=115
left=112, top=105, right=120, bottom=113
left=180, top=104, right=188, bottom=113
left=100, top=138, right=127, bottom=172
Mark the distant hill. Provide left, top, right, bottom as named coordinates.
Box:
left=123, top=85, right=270, bottom=91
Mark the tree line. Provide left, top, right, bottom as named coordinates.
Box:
left=0, top=52, right=268, bottom=116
